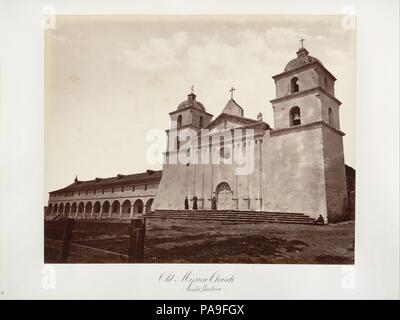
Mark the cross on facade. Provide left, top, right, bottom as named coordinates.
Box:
left=229, top=86, right=235, bottom=99
left=300, top=38, right=305, bottom=48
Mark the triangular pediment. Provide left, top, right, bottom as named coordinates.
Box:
left=206, top=113, right=259, bottom=131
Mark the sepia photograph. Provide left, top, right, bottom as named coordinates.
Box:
left=44, top=15, right=357, bottom=264
left=0, top=0, right=399, bottom=303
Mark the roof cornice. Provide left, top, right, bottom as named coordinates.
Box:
left=269, top=86, right=342, bottom=106
left=169, top=106, right=213, bottom=117
left=270, top=120, right=345, bottom=137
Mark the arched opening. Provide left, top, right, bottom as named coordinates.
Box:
left=215, top=182, right=232, bottom=210
left=58, top=203, right=64, bottom=214
left=93, top=201, right=101, bottom=218
left=176, top=136, right=180, bottom=150
left=52, top=203, right=58, bottom=214
left=145, top=198, right=154, bottom=213
left=110, top=200, right=120, bottom=219
left=328, top=108, right=334, bottom=126
left=85, top=202, right=92, bottom=218
left=71, top=203, right=77, bottom=215
left=101, top=201, right=110, bottom=218
left=121, top=200, right=132, bottom=218
left=290, top=106, right=301, bottom=126
left=47, top=203, right=53, bottom=215
left=177, top=115, right=182, bottom=128
left=133, top=199, right=144, bottom=214
left=77, top=202, right=85, bottom=218
left=199, top=116, right=204, bottom=128
left=290, top=77, right=299, bottom=93
left=64, top=203, right=71, bottom=215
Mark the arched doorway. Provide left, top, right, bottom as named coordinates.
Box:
left=47, top=203, right=53, bottom=215
left=121, top=200, right=132, bottom=219
left=101, top=201, right=110, bottom=218
left=65, top=203, right=71, bottom=216
left=133, top=199, right=144, bottom=214
left=216, top=182, right=232, bottom=210
left=85, top=202, right=92, bottom=218
left=58, top=203, right=64, bottom=215
left=93, top=201, right=101, bottom=218
left=145, top=198, right=154, bottom=213
left=77, top=202, right=84, bottom=218
left=71, top=203, right=77, bottom=216
left=110, top=200, right=120, bottom=219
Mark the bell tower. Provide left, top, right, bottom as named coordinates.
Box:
left=270, top=46, right=341, bottom=131
left=166, top=89, right=213, bottom=153
left=269, top=43, right=349, bottom=223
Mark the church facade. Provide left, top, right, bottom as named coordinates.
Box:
left=46, top=46, right=350, bottom=223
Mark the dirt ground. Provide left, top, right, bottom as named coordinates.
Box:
left=49, top=219, right=355, bottom=264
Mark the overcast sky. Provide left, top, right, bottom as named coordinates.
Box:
left=45, top=15, right=356, bottom=196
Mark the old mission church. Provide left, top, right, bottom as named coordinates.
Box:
left=46, top=45, right=355, bottom=224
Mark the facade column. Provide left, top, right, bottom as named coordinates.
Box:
left=119, top=204, right=123, bottom=219
left=131, top=204, right=135, bottom=218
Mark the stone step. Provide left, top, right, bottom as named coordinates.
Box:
left=147, top=211, right=312, bottom=218
left=145, top=210, right=316, bottom=225
left=154, top=210, right=308, bottom=217
left=148, top=211, right=310, bottom=216
left=146, top=216, right=314, bottom=225
left=147, top=214, right=313, bottom=222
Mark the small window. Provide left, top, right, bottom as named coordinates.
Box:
left=290, top=77, right=299, bottom=93
left=112, top=187, right=114, bottom=193
left=177, top=115, right=182, bottom=128
left=290, top=106, right=301, bottom=126
left=324, top=77, right=328, bottom=89
left=199, top=116, right=204, bottom=128
left=85, top=190, right=88, bottom=195
left=144, top=185, right=148, bottom=191
left=121, top=186, right=124, bottom=192
left=102, top=189, right=104, bottom=194
left=328, top=108, right=334, bottom=126
left=94, top=189, right=96, bottom=195
left=132, top=185, right=135, bottom=191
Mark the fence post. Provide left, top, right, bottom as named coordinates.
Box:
left=135, top=218, right=146, bottom=262
left=128, top=219, right=142, bottom=262
left=59, top=218, right=75, bottom=262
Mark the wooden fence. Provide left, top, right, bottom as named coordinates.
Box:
left=44, top=218, right=146, bottom=263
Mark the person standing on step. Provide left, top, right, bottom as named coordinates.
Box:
left=184, top=196, right=189, bottom=210
left=192, top=195, right=198, bottom=210
left=211, top=196, right=217, bottom=211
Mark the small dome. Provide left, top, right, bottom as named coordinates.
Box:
left=284, top=47, right=321, bottom=72
left=177, top=93, right=206, bottom=111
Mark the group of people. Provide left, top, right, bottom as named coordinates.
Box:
left=184, top=196, right=217, bottom=210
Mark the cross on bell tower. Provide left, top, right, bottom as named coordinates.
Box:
left=300, top=38, right=305, bottom=48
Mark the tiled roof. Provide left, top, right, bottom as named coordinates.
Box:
left=50, top=170, right=162, bottom=194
